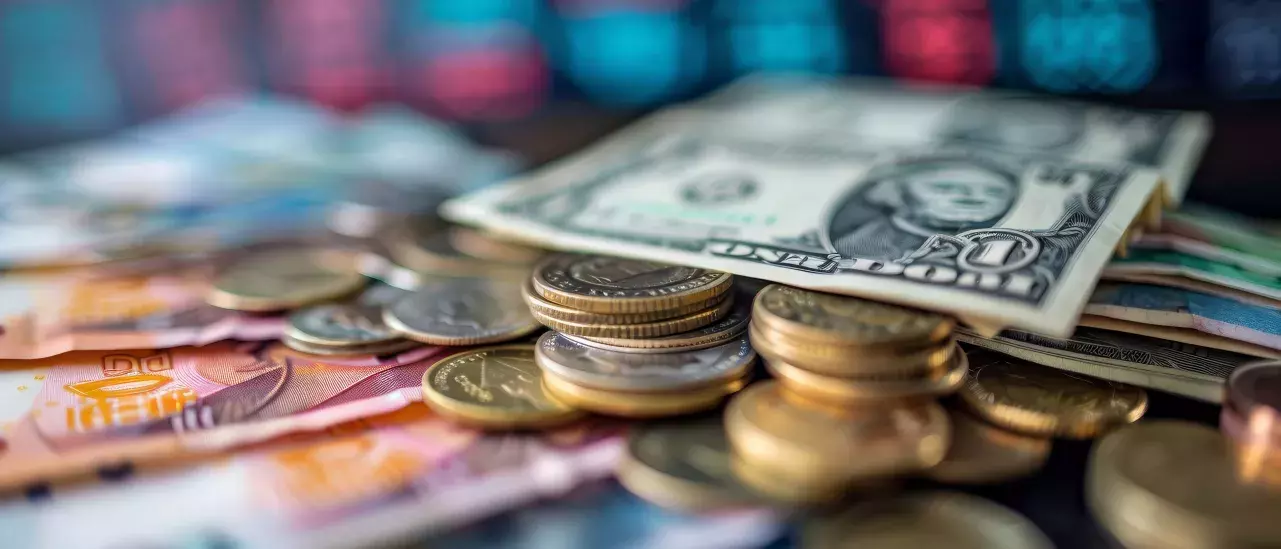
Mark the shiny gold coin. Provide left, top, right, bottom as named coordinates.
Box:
left=1087, top=421, right=1281, bottom=549
left=617, top=415, right=757, bottom=511
left=927, top=410, right=1051, bottom=485
left=421, top=346, right=585, bottom=429
left=521, top=279, right=726, bottom=324
left=207, top=249, right=366, bottom=312
left=765, top=344, right=968, bottom=406
left=532, top=254, right=732, bottom=313
left=806, top=492, right=1053, bottom=549
left=530, top=295, right=733, bottom=338
left=448, top=226, right=545, bottom=265
left=281, top=335, right=420, bottom=357
left=541, top=370, right=748, bottom=418
left=959, top=347, right=1147, bottom=439
left=753, top=284, right=954, bottom=347
left=749, top=322, right=956, bottom=377
left=568, top=299, right=751, bottom=352
left=725, top=381, right=950, bottom=485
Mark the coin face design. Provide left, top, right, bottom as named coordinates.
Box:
left=755, top=284, right=953, bottom=346
left=288, top=304, right=400, bottom=345
left=422, top=346, right=580, bottom=427
left=533, top=254, right=731, bottom=312
left=536, top=332, right=755, bottom=392
left=384, top=277, right=540, bottom=345
left=208, top=250, right=365, bottom=311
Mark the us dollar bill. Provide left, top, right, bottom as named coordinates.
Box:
left=444, top=112, right=1163, bottom=336
left=680, top=74, right=1210, bottom=204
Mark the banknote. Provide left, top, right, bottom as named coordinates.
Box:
left=956, top=327, right=1258, bottom=402
left=683, top=74, right=1211, bottom=203
left=1162, top=203, right=1281, bottom=263
left=444, top=111, right=1163, bottom=337
left=1105, top=248, right=1281, bottom=306
left=1087, top=283, right=1281, bottom=351
left=1135, top=233, right=1281, bottom=277
left=0, top=406, right=622, bottom=549
left=1077, top=315, right=1280, bottom=359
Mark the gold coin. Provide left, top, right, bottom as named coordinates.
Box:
left=752, top=284, right=953, bottom=347
left=207, top=249, right=366, bottom=312
left=448, top=226, right=545, bottom=265
left=927, top=410, right=1051, bottom=485
left=530, top=295, right=733, bottom=338
left=541, top=370, right=748, bottom=418
left=959, top=347, right=1147, bottom=439
left=749, top=322, right=955, bottom=377
left=728, top=453, right=850, bottom=505
left=568, top=300, right=751, bottom=352
left=806, top=492, right=1053, bottom=549
left=521, top=279, right=726, bottom=324
left=421, top=346, right=584, bottom=429
left=281, top=335, right=421, bottom=357
left=765, top=344, right=967, bottom=406
left=1087, top=421, right=1281, bottom=549
left=617, top=415, right=757, bottom=511
left=532, top=254, right=732, bottom=313
left=725, top=381, right=950, bottom=485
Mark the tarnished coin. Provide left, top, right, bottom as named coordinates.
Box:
left=449, top=226, right=545, bottom=265
left=960, top=348, right=1147, bottom=439
left=750, top=322, right=955, bottom=377
left=532, top=254, right=732, bottom=313
left=421, top=346, right=584, bottom=429
left=542, top=371, right=749, bottom=418
left=725, top=382, right=950, bottom=485
left=536, top=332, right=755, bottom=392
left=207, top=249, right=366, bottom=311
left=617, top=415, right=757, bottom=511
left=387, top=217, right=489, bottom=274
left=806, top=493, right=1053, bottom=549
left=521, top=280, right=726, bottom=324
left=570, top=300, right=752, bottom=352
left=753, top=284, right=953, bottom=347
left=927, top=410, right=1051, bottom=485
left=286, top=304, right=401, bottom=346
left=1087, top=421, right=1281, bottom=549
left=281, top=334, right=420, bottom=357
left=383, top=277, right=541, bottom=345
left=765, top=344, right=967, bottom=405
left=530, top=296, right=733, bottom=338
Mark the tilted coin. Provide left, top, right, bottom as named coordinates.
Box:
left=765, top=343, right=967, bottom=405
left=1087, top=421, right=1281, bottom=549
left=530, top=296, right=733, bottom=338
left=959, top=347, right=1147, bottom=439
left=753, top=284, right=954, bottom=347
left=207, top=249, right=366, bottom=312
left=569, top=299, right=752, bottom=352
left=1226, top=360, right=1281, bottom=419
left=449, top=226, right=545, bottom=265
left=421, top=346, right=584, bottom=429
left=387, top=217, right=490, bottom=274
left=725, top=381, right=950, bottom=485
left=521, top=279, right=726, bottom=324
left=281, top=334, right=421, bottom=357
left=806, top=492, right=1053, bottom=549
left=750, top=322, right=955, bottom=377
left=927, top=410, right=1051, bottom=485
left=541, top=370, right=749, bottom=418
left=286, top=304, right=401, bottom=346
left=536, top=332, right=755, bottom=392
left=383, top=276, right=541, bottom=345
left=729, top=453, right=850, bottom=504
left=617, top=415, right=757, bottom=511
left=532, top=254, right=732, bottom=313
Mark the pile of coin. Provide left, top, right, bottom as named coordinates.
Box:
left=527, top=254, right=755, bottom=417
left=1222, top=360, right=1281, bottom=487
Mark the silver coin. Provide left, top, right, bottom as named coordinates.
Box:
left=287, top=303, right=401, bottom=346
left=281, top=334, right=421, bottom=357
left=535, top=332, right=755, bottom=392
left=568, top=300, right=751, bottom=352
left=382, top=276, right=541, bottom=345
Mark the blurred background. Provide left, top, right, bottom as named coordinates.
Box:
left=0, top=0, right=1278, bottom=215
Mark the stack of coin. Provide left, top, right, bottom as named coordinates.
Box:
left=1222, top=360, right=1281, bottom=486
left=527, top=254, right=753, bottom=417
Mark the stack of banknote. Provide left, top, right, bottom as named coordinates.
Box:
left=9, top=75, right=1281, bottom=549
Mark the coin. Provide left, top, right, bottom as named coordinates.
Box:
left=532, top=254, right=732, bottom=313
left=1087, top=421, right=1281, bottom=549
left=959, top=348, right=1147, bottom=438
left=927, top=410, right=1051, bottom=485
left=521, top=280, right=726, bottom=324
left=729, top=453, right=850, bottom=504
left=449, top=226, right=545, bottom=265
left=806, top=493, right=1053, bottom=549
left=536, top=332, right=755, bottom=392
left=207, top=249, right=366, bottom=311
left=568, top=300, right=752, bottom=352
left=753, top=284, right=953, bottom=347
left=541, top=371, right=749, bottom=418
left=765, top=344, right=967, bottom=405
left=286, top=304, right=401, bottom=346
left=617, top=415, right=757, bottom=511
left=281, top=335, right=421, bottom=357
left=421, top=346, right=584, bottom=429
left=1225, top=360, right=1281, bottom=419
left=725, top=381, right=950, bottom=485
left=1223, top=406, right=1281, bottom=488
left=530, top=296, right=733, bottom=338
left=750, top=322, right=955, bottom=377
left=387, top=217, right=489, bottom=274
left=383, top=276, right=542, bottom=345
